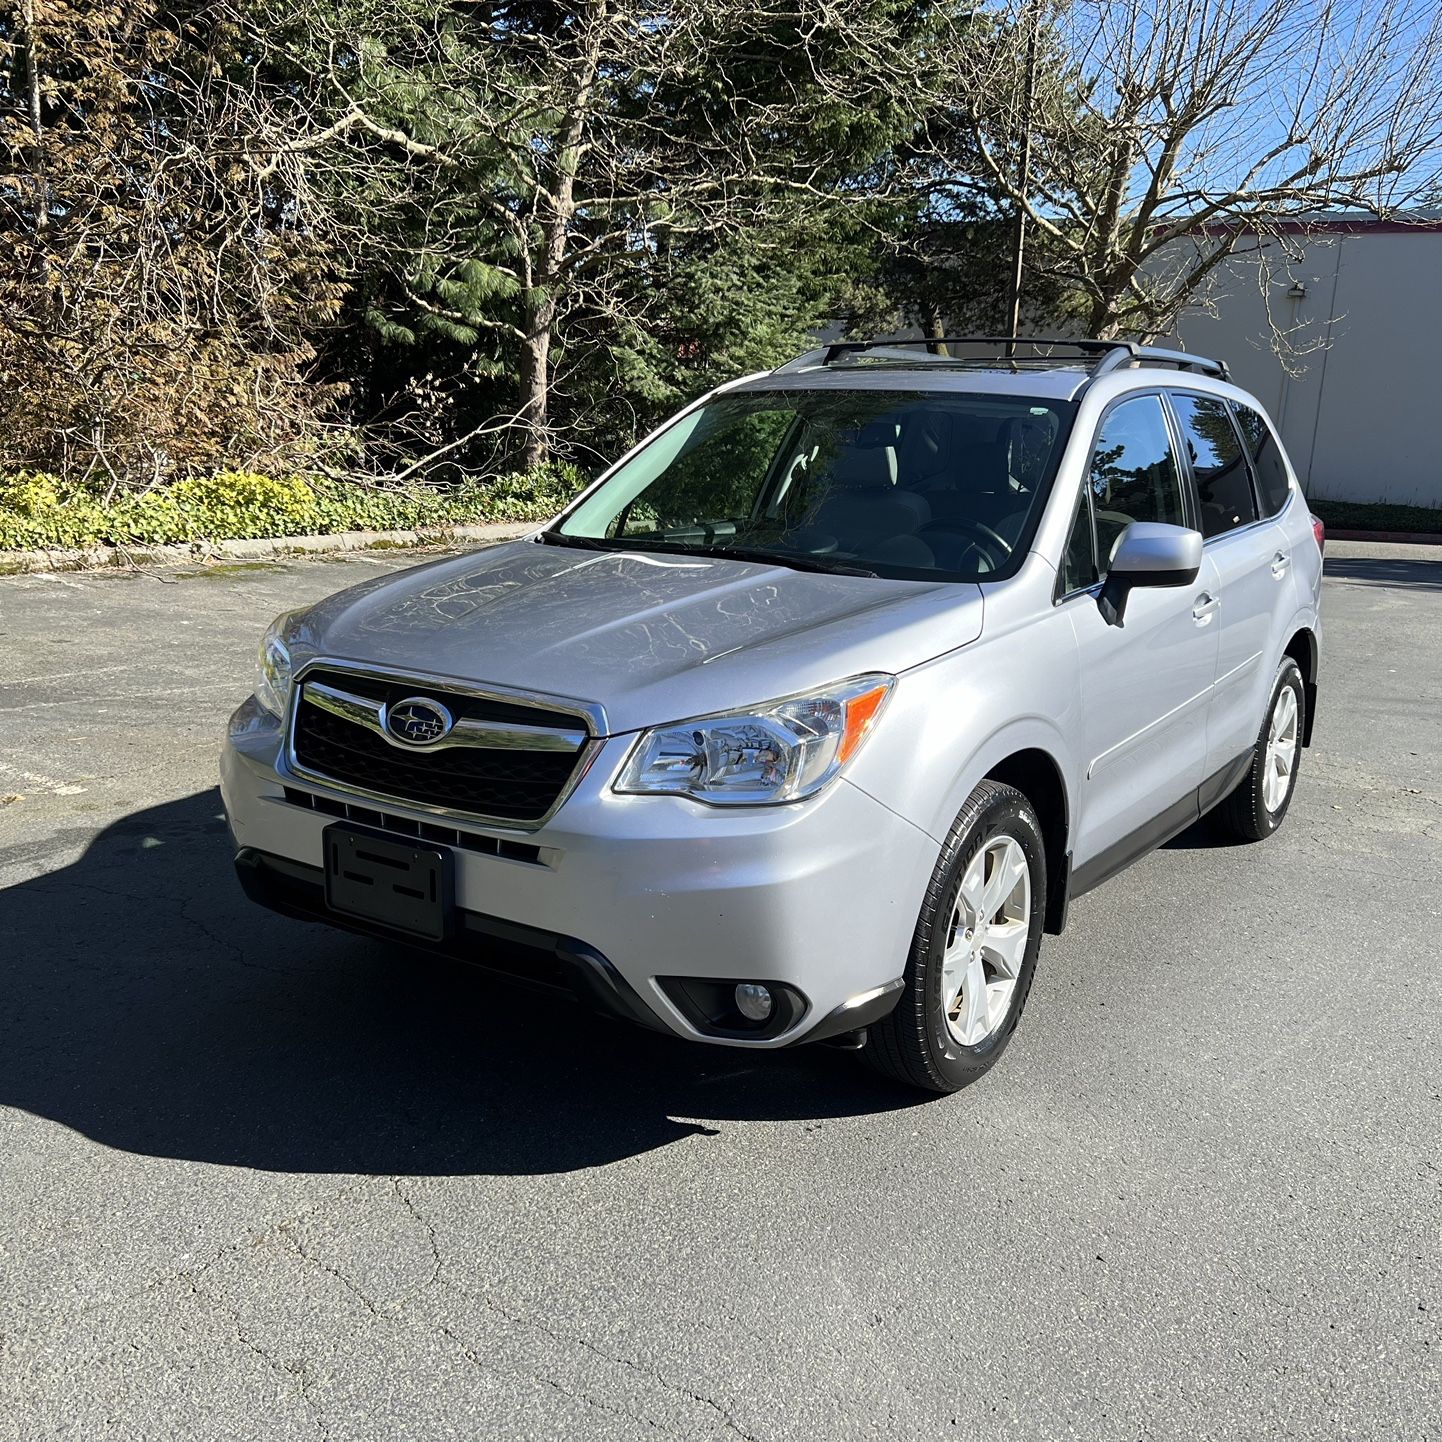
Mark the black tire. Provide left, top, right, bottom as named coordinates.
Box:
left=1214, top=657, right=1305, bottom=842
left=866, top=779, right=1046, bottom=1095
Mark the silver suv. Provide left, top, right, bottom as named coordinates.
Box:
left=222, top=337, right=1323, bottom=1093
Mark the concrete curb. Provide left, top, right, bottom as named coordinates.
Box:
left=1328, top=529, right=1442, bottom=546
left=8, top=520, right=1434, bottom=577
left=0, top=520, right=538, bottom=575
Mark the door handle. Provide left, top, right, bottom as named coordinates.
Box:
left=1192, top=592, right=1220, bottom=624
left=1270, top=549, right=1291, bottom=578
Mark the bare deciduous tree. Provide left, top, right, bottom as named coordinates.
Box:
left=0, top=0, right=347, bottom=489
left=933, top=0, right=1442, bottom=338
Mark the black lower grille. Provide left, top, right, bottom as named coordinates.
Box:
left=291, top=674, right=587, bottom=822
left=281, top=788, right=545, bottom=864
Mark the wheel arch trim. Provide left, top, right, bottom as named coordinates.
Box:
left=1280, top=618, right=1320, bottom=746
left=924, top=719, right=1078, bottom=937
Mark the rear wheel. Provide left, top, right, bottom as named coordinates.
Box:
left=1214, top=657, right=1305, bottom=842
left=866, top=780, right=1046, bottom=1094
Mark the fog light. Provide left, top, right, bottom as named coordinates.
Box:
left=734, top=983, right=774, bottom=1022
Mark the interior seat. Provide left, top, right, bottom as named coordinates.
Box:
left=911, top=426, right=1021, bottom=570
left=810, top=438, right=932, bottom=558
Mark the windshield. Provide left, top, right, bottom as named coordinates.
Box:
left=552, top=388, right=1076, bottom=581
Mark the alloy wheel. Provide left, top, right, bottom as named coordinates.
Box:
left=1263, top=685, right=1300, bottom=814
left=940, top=834, right=1031, bottom=1047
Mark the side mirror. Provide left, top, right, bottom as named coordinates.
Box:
left=1098, top=522, right=1203, bottom=628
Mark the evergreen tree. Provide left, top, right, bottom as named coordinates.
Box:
left=253, top=0, right=939, bottom=470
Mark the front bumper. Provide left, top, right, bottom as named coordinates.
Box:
left=221, top=698, right=934, bottom=1048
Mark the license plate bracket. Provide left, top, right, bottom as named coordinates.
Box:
left=323, top=824, right=454, bottom=941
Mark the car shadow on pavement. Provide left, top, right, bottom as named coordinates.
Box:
left=1323, top=554, right=1442, bottom=592
left=0, top=791, right=924, bottom=1176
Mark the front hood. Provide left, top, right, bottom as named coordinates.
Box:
left=297, top=540, right=983, bottom=733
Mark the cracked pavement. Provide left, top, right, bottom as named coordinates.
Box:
left=1, top=542, right=1439, bottom=1440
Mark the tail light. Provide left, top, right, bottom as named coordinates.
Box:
left=1311, top=513, right=1325, bottom=554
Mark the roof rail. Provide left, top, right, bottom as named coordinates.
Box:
left=797, top=335, right=1230, bottom=382
left=1134, top=345, right=1230, bottom=381
left=772, top=346, right=830, bottom=373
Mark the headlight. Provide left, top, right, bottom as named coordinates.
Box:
left=616, top=674, right=894, bottom=806
left=253, top=612, right=298, bottom=718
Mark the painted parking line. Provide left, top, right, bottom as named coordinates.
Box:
left=0, top=759, right=87, bottom=796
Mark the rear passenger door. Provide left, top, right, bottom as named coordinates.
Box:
left=1060, top=393, right=1218, bottom=879
left=1167, top=391, right=1288, bottom=782
left=1234, top=399, right=1317, bottom=617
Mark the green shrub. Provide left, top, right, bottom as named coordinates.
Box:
left=472, top=463, right=589, bottom=521
left=1309, top=499, right=1442, bottom=535
left=0, top=463, right=591, bottom=550
left=0, top=471, right=108, bottom=548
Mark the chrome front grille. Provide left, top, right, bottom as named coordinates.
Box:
left=288, top=666, right=594, bottom=826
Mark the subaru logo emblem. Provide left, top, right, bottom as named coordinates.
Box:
left=385, top=696, right=453, bottom=746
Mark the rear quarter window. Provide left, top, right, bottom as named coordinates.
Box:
left=1232, top=403, right=1294, bottom=516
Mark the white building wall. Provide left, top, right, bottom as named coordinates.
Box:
left=1170, top=227, right=1442, bottom=507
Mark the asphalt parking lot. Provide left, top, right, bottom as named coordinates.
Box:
left=1, top=540, right=1438, bottom=1440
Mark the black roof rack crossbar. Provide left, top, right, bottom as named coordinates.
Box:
left=819, top=335, right=1135, bottom=367
left=814, top=335, right=1229, bottom=381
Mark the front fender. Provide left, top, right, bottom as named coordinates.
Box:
left=919, top=715, right=1081, bottom=847
left=844, top=624, right=1084, bottom=849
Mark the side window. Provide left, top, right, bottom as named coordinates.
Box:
left=1087, top=395, right=1187, bottom=573
left=1232, top=403, right=1294, bottom=516
left=1171, top=393, right=1257, bottom=538
left=1061, top=495, right=1096, bottom=594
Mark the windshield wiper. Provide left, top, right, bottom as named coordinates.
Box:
left=536, top=531, right=618, bottom=550
left=538, top=531, right=878, bottom=577
left=678, top=544, right=879, bottom=578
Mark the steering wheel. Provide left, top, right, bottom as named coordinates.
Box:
left=934, top=517, right=1014, bottom=558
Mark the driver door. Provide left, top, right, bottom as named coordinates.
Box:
left=1061, top=393, right=1219, bottom=884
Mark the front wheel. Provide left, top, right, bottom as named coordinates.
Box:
left=866, top=780, right=1046, bottom=1094
left=1214, top=657, right=1305, bottom=842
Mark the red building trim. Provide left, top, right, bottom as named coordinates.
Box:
left=1200, top=218, right=1442, bottom=237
